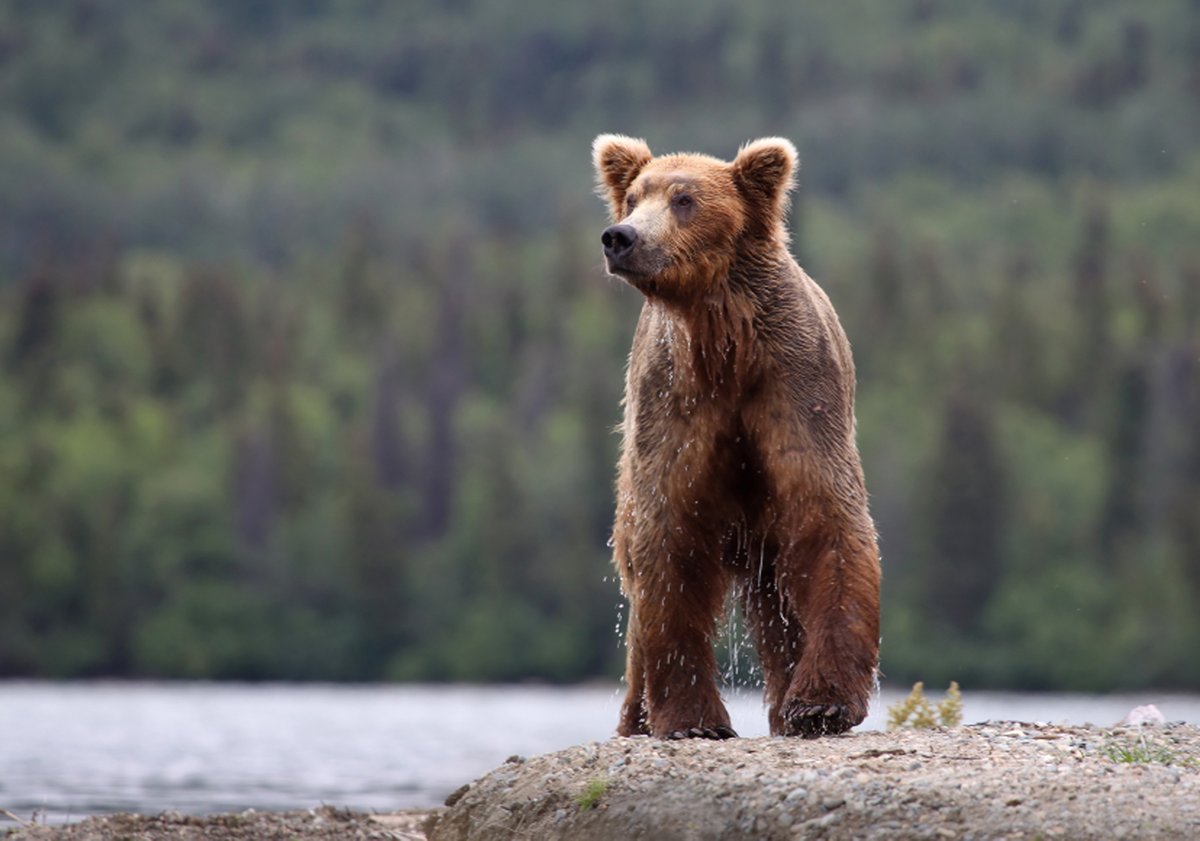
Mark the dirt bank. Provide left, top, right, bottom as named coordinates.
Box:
left=430, top=721, right=1200, bottom=840
left=6, top=722, right=1198, bottom=840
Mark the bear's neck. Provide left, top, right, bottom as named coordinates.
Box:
left=661, top=280, right=759, bottom=399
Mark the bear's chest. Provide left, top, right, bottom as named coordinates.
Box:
left=628, top=360, right=769, bottom=505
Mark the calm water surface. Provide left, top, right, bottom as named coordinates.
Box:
left=2, top=682, right=1198, bottom=823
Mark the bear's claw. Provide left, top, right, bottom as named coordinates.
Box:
left=782, top=700, right=856, bottom=738
left=667, top=725, right=738, bottom=740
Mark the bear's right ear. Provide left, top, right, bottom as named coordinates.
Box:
left=593, top=134, right=652, bottom=221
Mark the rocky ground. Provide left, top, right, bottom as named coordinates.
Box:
left=6, top=722, right=1199, bottom=840
left=2, top=807, right=435, bottom=841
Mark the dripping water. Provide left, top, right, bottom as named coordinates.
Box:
left=716, top=586, right=762, bottom=692
left=613, top=599, right=625, bottom=648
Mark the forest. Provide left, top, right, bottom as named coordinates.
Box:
left=0, top=0, right=1198, bottom=690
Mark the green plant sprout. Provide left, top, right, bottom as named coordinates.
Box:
left=576, top=777, right=611, bottom=811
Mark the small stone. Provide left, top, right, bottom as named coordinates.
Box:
left=805, top=812, right=841, bottom=830
left=1117, top=704, right=1166, bottom=727
left=444, top=783, right=471, bottom=807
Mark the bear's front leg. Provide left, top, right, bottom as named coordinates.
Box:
left=617, top=616, right=650, bottom=736
left=777, top=523, right=880, bottom=738
left=626, top=556, right=737, bottom=740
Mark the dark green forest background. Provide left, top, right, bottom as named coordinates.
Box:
left=1, top=0, right=1198, bottom=690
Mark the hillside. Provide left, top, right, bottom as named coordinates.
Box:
left=1, top=0, right=1198, bottom=688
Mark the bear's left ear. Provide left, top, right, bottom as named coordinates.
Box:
left=593, top=134, right=652, bottom=221
left=731, top=137, right=798, bottom=238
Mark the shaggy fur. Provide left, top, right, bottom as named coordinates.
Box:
left=595, top=134, right=881, bottom=739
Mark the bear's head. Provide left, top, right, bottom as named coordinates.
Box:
left=593, top=134, right=798, bottom=300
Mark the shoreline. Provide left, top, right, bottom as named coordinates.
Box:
left=6, top=721, right=1199, bottom=840
left=2, top=807, right=439, bottom=840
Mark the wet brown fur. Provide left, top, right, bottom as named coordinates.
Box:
left=594, top=135, right=881, bottom=739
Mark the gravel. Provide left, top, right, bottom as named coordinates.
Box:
left=430, top=721, right=1200, bottom=840
left=7, top=722, right=1198, bottom=840
left=3, top=806, right=433, bottom=840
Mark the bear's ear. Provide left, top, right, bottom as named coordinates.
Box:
left=593, top=134, right=652, bottom=220
left=731, top=137, right=798, bottom=238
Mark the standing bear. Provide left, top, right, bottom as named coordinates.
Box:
left=594, top=135, right=881, bottom=739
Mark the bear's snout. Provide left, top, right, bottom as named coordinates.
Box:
left=601, top=223, right=639, bottom=264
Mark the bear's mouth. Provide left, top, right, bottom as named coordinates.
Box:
left=606, top=262, right=659, bottom=295
left=604, top=248, right=670, bottom=292
left=605, top=260, right=643, bottom=280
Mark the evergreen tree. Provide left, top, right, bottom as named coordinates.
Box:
left=923, top=383, right=1007, bottom=637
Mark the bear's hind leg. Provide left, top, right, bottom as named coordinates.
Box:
left=742, top=569, right=803, bottom=736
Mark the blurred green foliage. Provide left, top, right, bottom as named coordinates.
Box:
left=0, top=0, right=1198, bottom=688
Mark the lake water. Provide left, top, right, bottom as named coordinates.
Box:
left=2, top=681, right=1198, bottom=824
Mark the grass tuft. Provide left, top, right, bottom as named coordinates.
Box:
left=887, top=681, right=963, bottom=730
left=576, top=777, right=611, bottom=811
left=1103, top=736, right=1199, bottom=768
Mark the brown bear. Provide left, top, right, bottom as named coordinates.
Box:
left=594, top=134, right=881, bottom=739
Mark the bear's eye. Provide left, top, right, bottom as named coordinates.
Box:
left=625, top=195, right=638, bottom=213
left=672, top=194, right=694, bottom=209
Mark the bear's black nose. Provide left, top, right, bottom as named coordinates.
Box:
left=601, top=224, right=639, bottom=261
